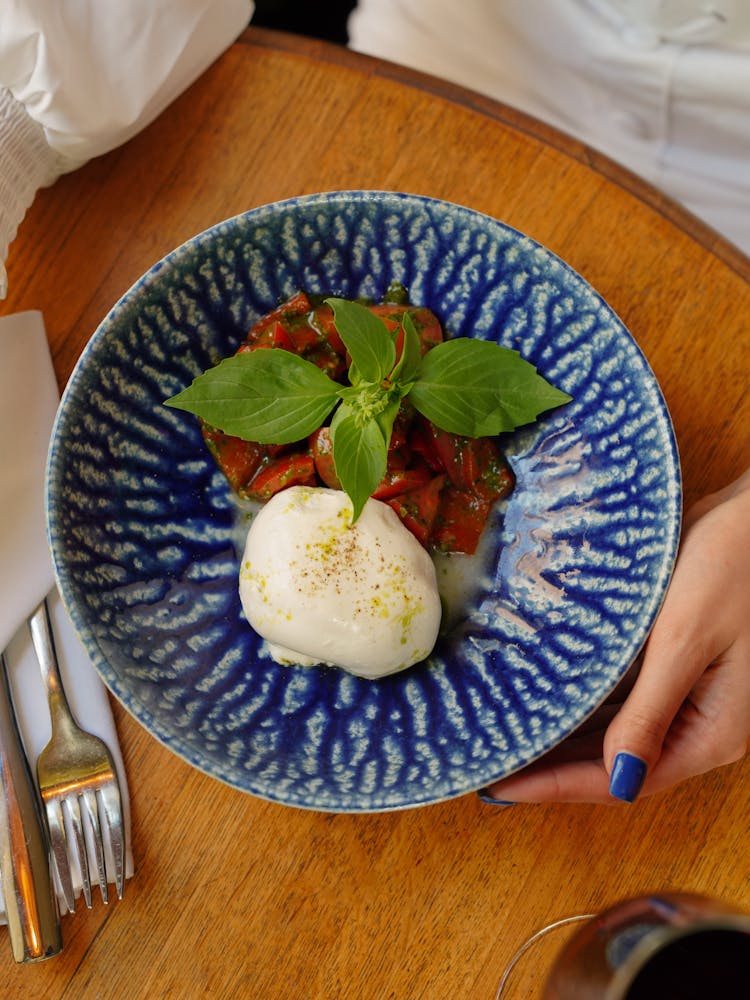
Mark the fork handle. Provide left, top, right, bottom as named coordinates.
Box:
left=0, top=652, right=62, bottom=962
left=28, top=601, right=76, bottom=736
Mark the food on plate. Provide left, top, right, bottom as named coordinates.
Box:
left=169, top=288, right=570, bottom=552
left=166, top=286, right=571, bottom=675
left=238, top=486, right=442, bottom=678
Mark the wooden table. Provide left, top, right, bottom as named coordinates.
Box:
left=3, top=28, right=749, bottom=999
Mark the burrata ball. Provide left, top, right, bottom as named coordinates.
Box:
left=239, top=486, right=442, bottom=678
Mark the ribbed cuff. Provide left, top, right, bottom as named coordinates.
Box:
left=0, top=89, right=63, bottom=297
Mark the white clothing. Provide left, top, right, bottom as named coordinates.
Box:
left=0, top=0, right=254, bottom=296
left=348, top=0, right=750, bottom=256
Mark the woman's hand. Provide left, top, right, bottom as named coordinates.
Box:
left=480, top=468, right=750, bottom=805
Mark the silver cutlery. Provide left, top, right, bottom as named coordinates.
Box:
left=0, top=648, right=62, bottom=961
left=28, top=600, right=125, bottom=910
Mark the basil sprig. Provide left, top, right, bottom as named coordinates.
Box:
left=165, top=296, right=571, bottom=520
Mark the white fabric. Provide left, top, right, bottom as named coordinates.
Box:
left=348, top=0, right=750, bottom=255
left=0, top=0, right=254, bottom=295
left=0, top=311, right=134, bottom=920
left=0, top=90, right=62, bottom=288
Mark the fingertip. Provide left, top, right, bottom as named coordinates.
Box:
left=602, top=700, right=672, bottom=793
left=608, top=751, right=648, bottom=803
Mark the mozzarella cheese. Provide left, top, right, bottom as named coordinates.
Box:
left=239, top=486, right=442, bottom=678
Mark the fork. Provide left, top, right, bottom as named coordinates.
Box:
left=28, top=599, right=125, bottom=910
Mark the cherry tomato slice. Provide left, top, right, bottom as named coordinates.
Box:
left=366, top=303, right=444, bottom=355
left=247, top=320, right=296, bottom=352
left=430, top=486, right=492, bottom=555
left=243, top=452, right=317, bottom=501
left=387, top=475, right=447, bottom=548
left=408, top=421, right=445, bottom=472
left=201, top=423, right=265, bottom=492
left=246, top=291, right=312, bottom=341
left=305, top=343, right=348, bottom=379
left=474, top=446, right=515, bottom=504
left=309, top=304, right=346, bottom=356
left=419, top=424, right=480, bottom=490
left=409, top=306, right=443, bottom=352
left=309, top=427, right=341, bottom=489
left=372, top=464, right=433, bottom=501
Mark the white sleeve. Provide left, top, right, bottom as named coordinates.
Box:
left=0, top=0, right=254, bottom=296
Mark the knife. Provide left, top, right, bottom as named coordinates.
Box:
left=0, top=651, right=61, bottom=962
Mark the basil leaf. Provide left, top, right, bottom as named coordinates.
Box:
left=165, top=350, right=340, bottom=444
left=390, top=312, right=422, bottom=386
left=409, top=338, right=571, bottom=436
left=373, top=393, right=402, bottom=448
left=487, top=362, right=573, bottom=428
left=330, top=403, right=388, bottom=522
left=326, top=298, right=395, bottom=383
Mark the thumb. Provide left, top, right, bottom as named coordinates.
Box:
left=603, top=489, right=744, bottom=802
left=603, top=628, right=710, bottom=803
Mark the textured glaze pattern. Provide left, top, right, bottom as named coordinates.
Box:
left=47, top=191, right=681, bottom=811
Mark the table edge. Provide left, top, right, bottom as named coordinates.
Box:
left=242, top=26, right=750, bottom=284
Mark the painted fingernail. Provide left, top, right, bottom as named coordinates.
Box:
left=477, top=789, right=516, bottom=806
left=609, top=752, right=647, bottom=803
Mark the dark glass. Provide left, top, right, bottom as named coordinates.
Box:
left=624, top=929, right=750, bottom=999
left=542, top=895, right=750, bottom=1000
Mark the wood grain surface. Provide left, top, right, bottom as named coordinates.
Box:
left=2, top=28, right=748, bottom=999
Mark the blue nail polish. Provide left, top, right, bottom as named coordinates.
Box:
left=609, top=752, right=647, bottom=802
left=477, top=789, right=516, bottom=806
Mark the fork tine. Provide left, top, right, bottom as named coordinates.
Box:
left=46, top=798, right=76, bottom=913
left=65, top=796, right=92, bottom=909
left=100, top=783, right=125, bottom=900
left=81, top=789, right=109, bottom=904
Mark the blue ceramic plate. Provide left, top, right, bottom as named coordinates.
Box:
left=47, top=191, right=681, bottom=811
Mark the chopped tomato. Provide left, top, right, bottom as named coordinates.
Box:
left=407, top=420, right=444, bottom=472
left=366, top=303, right=443, bottom=355
left=201, top=423, right=265, bottom=492
left=410, top=306, right=443, bottom=353
left=430, top=486, right=494, bottom=555
left=372, top=463, right=433, bottom=501
left=242, top=453, right=317, bottom=501
left=309, top=304, right=346, bottom=355
left=309, top=427, right=340, bottom=489
left=389, top=401, right=414, bottom=451
left=365, top=303, right=404, bottom=333
left=418, top=423, right=478, bottom=489
left=241, top=294, right=349, bottom=381
left=247, top=291, right=312, bottom=342
left=245, top=320, right=296, bottom=352
left=305, top=343, right=347, bottom=380
left=387, top=475, right=447, bottom=547
left=473, top=444, right=515, bottom=504
left=202, top=291, right=514, bottom=555
left=281, top=323, right=319, bottom=355
left=416, top=421, right=513, bottom=501
left=265, top=443, right=294, bottom=459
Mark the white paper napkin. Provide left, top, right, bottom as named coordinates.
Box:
left=0, top=311, right=57, bottom=650
left=0, top=311, right=134, bottom=919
